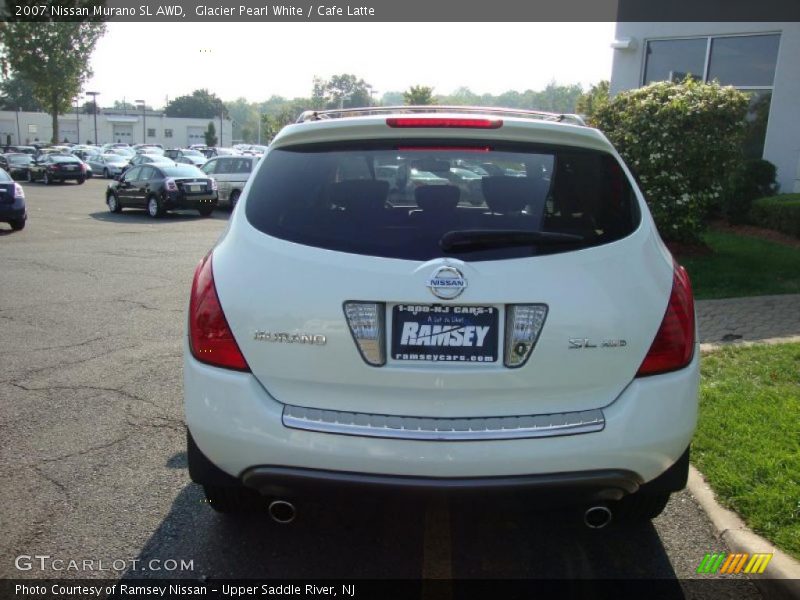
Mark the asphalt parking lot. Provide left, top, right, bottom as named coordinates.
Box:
left=0, top=179, right=762, bottom=593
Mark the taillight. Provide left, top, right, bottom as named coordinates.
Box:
left=189, top=254, right=250, bottom=371
left=80, top=163, right=86, bottom=172
left=13, top=183, right=24, bottom=199
left=504, top=305, right=548, bottom=368
left=636, top=264, right=695, bottom=377
left=343, top=302, right=385, bottom=366
left=165, top=178, right=178, bottom=192
left=210, top=178, right=218, bottom=191
left=386, top=117, right=502, bottom=129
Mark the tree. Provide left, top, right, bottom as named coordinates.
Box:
left=593, top=78, right=748, bottom=242
left=314, top=74, right=373, bottom=109
left=0, top=18, right=106, bottom=142
left=576, top=81, right=610, bottom=123
left=165, top=89, right=228, bottom=119
left=0, top=76, right=45, bottom=112
left=204, top=122, right=218, bottom=147
left=403, top=85, right=435, bottom=105
left=380, top=91, right=404, bottom=106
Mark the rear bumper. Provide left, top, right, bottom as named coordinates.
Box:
left=164, top=191, right=218, bottom=210
left=0, top=203, right=26, bottom=221
left=185, top=341, right=699, bottom=489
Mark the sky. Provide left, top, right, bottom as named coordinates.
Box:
left=84, top=22, right=616, bottom=108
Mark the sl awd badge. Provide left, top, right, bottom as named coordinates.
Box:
left=426, top=266, right=467, bottom=300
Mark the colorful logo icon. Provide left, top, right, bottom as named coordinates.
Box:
left=696, top=552, right=772, bottom=574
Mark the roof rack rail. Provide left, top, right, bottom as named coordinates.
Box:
left=295, top=105, right=587, bottom=127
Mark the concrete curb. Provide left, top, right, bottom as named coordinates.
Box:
left=687, top=466, right=800, bottom=599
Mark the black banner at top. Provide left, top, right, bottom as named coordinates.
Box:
left=2, top=0, right=800, bottom=22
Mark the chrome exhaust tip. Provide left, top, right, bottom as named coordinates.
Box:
left=268, top=500, right=296, bottom=524
left=584, top=505, right=612, bottom=529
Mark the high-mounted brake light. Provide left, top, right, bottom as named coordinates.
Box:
left=189, top=254, right=250, bottom=371
left=397, top=146, right=491, bottom=152
left=386, top=117, right=502, bottom=129
left=636, top=264, right=695, bottom=377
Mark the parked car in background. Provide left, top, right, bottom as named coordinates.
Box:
left=164, top=148, right=207, bottom=166
left=1, top=145, right=37, bottom=155
left=241, top=144, right=268, bottom=156
left=106, top=163, right=218, bottom=218
left=0, top=153, right=34, bottom=180
left=87, top=153, right=130, bottom=178
left=27, top=154, right=87, bottom=184
left=0, top=167, right=26, bottom=231
left=200, top=155, right=258, bottom=209
left=133, top=144, right=165, bottom=155
left=120, top=153, right=176, bottom=175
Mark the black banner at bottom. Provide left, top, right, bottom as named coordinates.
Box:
left=1, top=578, right=788, bottom=600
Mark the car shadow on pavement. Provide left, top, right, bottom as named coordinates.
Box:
left=89, top=210, right=230, bottom=224
left=123, top=484, right=681, bottom=581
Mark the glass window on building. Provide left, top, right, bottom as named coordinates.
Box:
left=643, top=38, right=707, bottom=85
left=147, top=128, right=156, bottom=138
left=708, top=34, right=780, bottom=87
left=642, top=33, right=781, bottom=159
left=742, top=90, right=772, bottom=159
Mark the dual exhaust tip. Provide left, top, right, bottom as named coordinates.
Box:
left=267, top=500, right=612, bottom=529
left=583, top=505, right=613, bottom=529
left=268, top=500, right=296, bottom=524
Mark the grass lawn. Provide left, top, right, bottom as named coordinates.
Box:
left=677, top=231, right=800, bottom=300
left=693, top=343, right=800, bottom=559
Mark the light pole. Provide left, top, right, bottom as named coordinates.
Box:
left=219, top=108, right=223, bottom=147
left=15, top=107, right=21, bottom=145
left=74, top=96, right=80, bottom=143
left=136, top=99, right=145, bottom=144
left=86, top=91, right=100, bottom=145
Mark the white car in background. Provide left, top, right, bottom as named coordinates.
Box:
left=184, top=107, right=698, bottom=528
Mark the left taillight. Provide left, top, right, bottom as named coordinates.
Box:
left=210, top=178, right=218, bottom=191
left=189, top=254, right=250, bottom=371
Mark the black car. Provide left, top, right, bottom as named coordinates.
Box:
left=106, top=164, right=218, bottom=218
left=0, top=168, right=27, bottom=231
left=27, top=154, right=87, bottom=184
left=0, top=153, right=33, bottom=179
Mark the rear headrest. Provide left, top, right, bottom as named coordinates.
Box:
left=329, top=179, right=389, bottom=212
left=481, top=176, right=537, bottom=214
left=415, top=185, right=460, bottom=212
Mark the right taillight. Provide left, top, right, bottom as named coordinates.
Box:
left=636, top=264, right=695, bottom=377
left=189, top=253, right=250, bottom=371
left=165, top=177, right=178, bottom=192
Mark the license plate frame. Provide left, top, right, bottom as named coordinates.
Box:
left=391, top=304, right=499, bottom=363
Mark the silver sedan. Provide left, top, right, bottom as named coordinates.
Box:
left=86, top=154, right=130, bottom=178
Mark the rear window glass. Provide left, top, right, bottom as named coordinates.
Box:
left=161, top=165, right=204, bottom=178
left=245, top=142, right=640, bottom=261
left=0, top=169, right=11, bottom=181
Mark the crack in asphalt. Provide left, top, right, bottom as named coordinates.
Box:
left=0, top=336, right=106, bottom=356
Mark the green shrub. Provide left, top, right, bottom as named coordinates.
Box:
left=594, top=78, right=749, bottom=242
left=750, top=194, right=800, bottom=238
left=722, top=159, right=779, bottom=224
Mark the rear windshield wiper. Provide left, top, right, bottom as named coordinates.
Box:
left=439, top=229, right=585, bottom=253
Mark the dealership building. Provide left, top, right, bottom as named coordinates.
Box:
left=610, top=22, right=800, bottom=193
left=0, top=108, right=233, bottom=148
